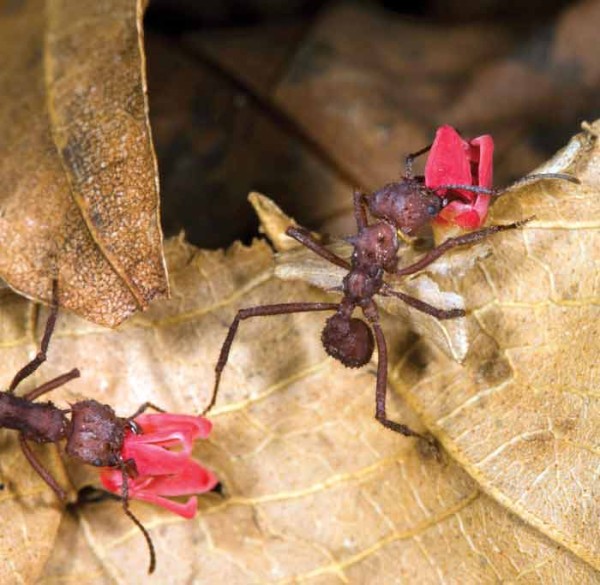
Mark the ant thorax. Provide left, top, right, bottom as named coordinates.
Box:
left=352, top=222, right=399, bottom=271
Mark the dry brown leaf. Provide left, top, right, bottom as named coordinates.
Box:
left=0, top=0, right=167, bottom=326
left=195, top=2, right=516, bottom=193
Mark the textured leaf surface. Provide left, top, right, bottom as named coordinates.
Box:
left=0, top=0, right=167, bottom=326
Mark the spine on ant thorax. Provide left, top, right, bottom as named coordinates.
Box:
left=0, top=392, right=68, bottom=443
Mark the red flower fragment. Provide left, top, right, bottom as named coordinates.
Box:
left=100, top=413, right=218, bottom=518
left=425, top=125, right=494, bottom=229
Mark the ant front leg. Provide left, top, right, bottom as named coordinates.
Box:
left=204, top=302, right=340, bottom=415
left=404, top=143, right=432, bottom=179
left=127, top=402, right=165, bottom=420
left=22, top=369, right=80, bottom=402
left=395, top=218, right=532, bottom=277
left=286, top=226, right=350, bottom=270
left=125, top=402, right=166, bottom=435
left=353, top=189, right=369, bottom=230
left=364, top=302, right=425, bottom=439
left=9, top=281, right=60, bottom=393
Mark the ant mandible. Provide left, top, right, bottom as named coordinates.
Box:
left=205, top=140, right=576, bottom=440
left=0, top=283, right=158, bottom=572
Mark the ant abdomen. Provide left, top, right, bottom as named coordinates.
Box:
left=368, top=181, right=442, bottom=235
left=321, top=313, right=374, bottom=368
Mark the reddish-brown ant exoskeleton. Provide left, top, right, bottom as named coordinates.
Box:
left=0, top=283, right=159, bottom=572
left=205, top=142, right=577, bottom=441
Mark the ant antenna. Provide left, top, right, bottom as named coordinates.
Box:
left=119, top=460, right=156, bottom=574
left=433, top=172, right=579, bottom=200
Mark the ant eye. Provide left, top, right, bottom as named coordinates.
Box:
left=427, top=205, right=438, bottom=215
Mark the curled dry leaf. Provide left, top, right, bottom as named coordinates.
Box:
left=0, top=121, right=596, bottom=581
left=0, top=0, right=167, bottom=326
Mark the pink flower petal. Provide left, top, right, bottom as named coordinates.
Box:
left=425, top=125, right=471, bottom=194
left=426, top=126, right=495, bottom=230
left=125, top=430, right=194, bottom=455
left=128, top=492, right=199, bottom=519
left=137, top=459, right=218, bottom=497
left=135, top=414, right=212, bottom=439
left=470, top=135, right=494, bottom=188
left=123, top=442, right=194, bottom=476
left=98, top=413, right=217, bottom=519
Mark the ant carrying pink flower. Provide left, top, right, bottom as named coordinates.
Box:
left=0, top=283, right=218, bottom=573
left=206, top=126, right=578, bottom=443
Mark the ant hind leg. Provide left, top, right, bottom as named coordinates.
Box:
left=19, top=434, right=67, bottom=500
left=364, top=303, right=427, bottom=440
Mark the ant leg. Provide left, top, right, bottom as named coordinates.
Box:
left=366, top=310, right=425, bottom=439
left=9, top=281, right=59, bottom=393
left=434, top=174, right=578, bottom=199
left=353, top=190, right=369, bottom=230
left=286, top=226, right=350, bottom=270
left=395, top=218, right=532, bottom=277
left=404, top=143, right=432, bottom=179
left=23, top=368, right=80, bottom=402
left=118, top=460, right=156, bottom=574
left=19, top=434, right=67, bottom=500
left=127, top=402, right=166, bottom=420
left=432, top=184, right=498, bottom=197
left=380, top=285, right=465, bottom=320
left=126, top=402, right=167, bottom=434
left=204, top=302, right=340, bottom=415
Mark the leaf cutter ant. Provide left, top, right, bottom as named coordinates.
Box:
left=0, top=283, right=159, bottom=573
left=205, top=137, right=578, bottom=441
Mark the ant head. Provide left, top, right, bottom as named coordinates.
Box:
left=321, top=313, right=374, bottom=368
left=65, top=400, right=127, bottom=467
left=368, top=181, right=443, bottom=235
